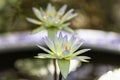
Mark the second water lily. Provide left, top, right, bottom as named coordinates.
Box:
left=26, top=3, right=78, bottom=33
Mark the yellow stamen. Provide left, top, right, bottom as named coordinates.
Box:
left=65, top=45, right=71, bottom=51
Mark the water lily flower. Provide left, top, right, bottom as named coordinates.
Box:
left=26, top=3, right=78, bottom=33
left=35, top=32, right=90, bottom=79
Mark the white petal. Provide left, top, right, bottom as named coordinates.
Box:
left=72, top=56, right=90, bottom=62
left=61, top=9, right=74, bottom=22
left=46, top=3, right=53, bottom=15
left=39, top=8, right=47, bottom=20
left=32, top=7, right=43, bottom=20
left=26, top=18, right=41, bottom=25
left=43, top=37, right=56, bottom=53
left=57, top=4, right=67, bottom=17
left=66, top=13, right=78, bottom=21
left=71, top=41, right=83, bottom=52
left=60, top=23, right=70, bottom=28
left=73, top=49, right=91, bottom=56
left=37, top=45, right=54, bottom=55
left=46, top=3, right=56, bottom=16
left=36, top=53, right=55, bottom=58
left=62, top=26, right=74, bottom=34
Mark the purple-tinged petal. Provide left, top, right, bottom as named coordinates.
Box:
left=63, top=50, right=70, bottom=56
left=69, top=35, right=76, bottom=46
left=71, top=41, right=83, bottom=53
left=43, top=37, right=56, bottom=53
left=59, top=31, right=63, bottom=40
left=53, top=36, right=63, bottom=54
left=63, top=35, right=68, bottom=44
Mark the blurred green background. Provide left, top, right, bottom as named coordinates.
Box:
left=0, top=0, right=120, bottom=34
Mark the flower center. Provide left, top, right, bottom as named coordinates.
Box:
left=65, top=45, right=71, bottom=51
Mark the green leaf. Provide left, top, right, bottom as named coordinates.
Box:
left=32, top=27, right=45, bottom=33
left=57, top=59, right=70, bottom=79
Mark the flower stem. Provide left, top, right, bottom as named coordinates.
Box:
left=48, top=28, right=58, bottom=39
left=53, top=59, right=57, bottom=80
left=59, top=72, right=62, bottom=80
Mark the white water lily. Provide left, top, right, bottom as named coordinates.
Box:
left=35, top=32, right=90, bottom=79
left=26, top=3, right=78, bottom=33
